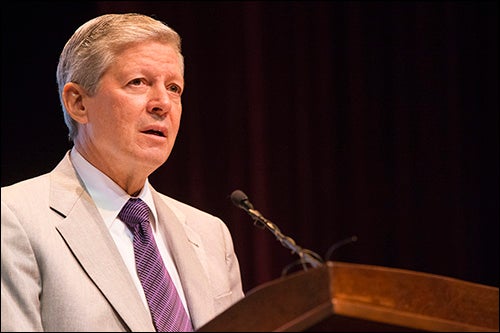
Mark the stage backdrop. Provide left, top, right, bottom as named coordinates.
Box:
left=2, top=1, right=498, bottom=292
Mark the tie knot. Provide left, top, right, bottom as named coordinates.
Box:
left=119, top=198, right=150, bottom=230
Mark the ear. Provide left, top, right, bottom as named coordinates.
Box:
left=62, top=82, right=89, bottom=124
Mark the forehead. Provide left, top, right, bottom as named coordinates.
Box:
left=116, top=41, right=180, bottom=63
left=109, top=41, right=184, bottom=77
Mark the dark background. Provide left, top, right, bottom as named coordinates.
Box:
left=2, top=1, right=498, bottom=292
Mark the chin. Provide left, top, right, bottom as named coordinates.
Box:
left=133, top=147, right=170, bottom=170
left=146, top=153, right=169, bottom=169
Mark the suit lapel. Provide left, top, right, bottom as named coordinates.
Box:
left=151, top=190, right=215, bottom=329
left=48, top=153, right=154, bottom=331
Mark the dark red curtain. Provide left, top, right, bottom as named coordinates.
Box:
left=2, top=1, right=498, bottom=292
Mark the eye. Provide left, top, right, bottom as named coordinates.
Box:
left=168, top=84, right=182, bottom=95
left=128, top=78, right=144, bottom=86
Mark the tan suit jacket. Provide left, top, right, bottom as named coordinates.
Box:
left=1, top=152, right=245, bottom=331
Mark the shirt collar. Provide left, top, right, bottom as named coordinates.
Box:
left=70, top=147, right=159, bottom=229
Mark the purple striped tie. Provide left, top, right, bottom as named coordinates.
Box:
left=119, top=198, right=193, bottom=332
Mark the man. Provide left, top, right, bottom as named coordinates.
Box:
left=1, top=13, right=245, bottom=331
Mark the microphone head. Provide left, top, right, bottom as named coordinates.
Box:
left=230, top=189, right=254, bottom=210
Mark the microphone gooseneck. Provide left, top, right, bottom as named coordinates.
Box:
left=230, top=189, right=324, bottom=270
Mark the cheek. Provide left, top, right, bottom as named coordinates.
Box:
left=86, top=94, right=112, bottom=121
left=174, top=105, right=182, bottom=126
left=87, top=101, right=132, bottom=139
left=171, top=112, right=182, bottom=137
left=174, top=110, right=182, bottom=127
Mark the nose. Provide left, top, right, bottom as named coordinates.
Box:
left=147, top=86, right=171, bottom=117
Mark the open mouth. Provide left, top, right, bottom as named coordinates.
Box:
left=142, top=129, right=165, bottom=137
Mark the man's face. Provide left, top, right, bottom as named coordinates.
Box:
left=78, top=41, right=184, bottom=179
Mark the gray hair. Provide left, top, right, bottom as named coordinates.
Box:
left=56, top=13, right=184, bottom=141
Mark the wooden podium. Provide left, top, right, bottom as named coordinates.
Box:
left=197, top=261, right=499, bottom=332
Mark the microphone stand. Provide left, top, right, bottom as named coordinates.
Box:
left=245, top=208, right=324, bottom=269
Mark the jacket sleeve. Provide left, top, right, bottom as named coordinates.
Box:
left=1, top=200, right=44, bottom=332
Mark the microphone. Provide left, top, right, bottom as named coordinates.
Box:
left=230, top=190, right=267, bottom=228
left=230, top=189, right=324, bottom=269
left=230, top=189, right=254, bottom=210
